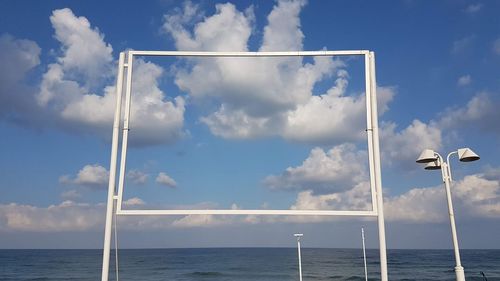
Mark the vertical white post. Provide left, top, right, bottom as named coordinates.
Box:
left=441, top=162, right=466, bottom=281
left=368, top=52, right=389, bottom=281
left=116, top=52, right=134, bottom=212
left=362, top=228, right=368, bottom=281
left=294, top=234, right=303, bottom=281
left=364, top=54, right=378, bottom=213
left=101, top=52, right=126, bottom=281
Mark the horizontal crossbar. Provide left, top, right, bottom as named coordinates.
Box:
left=116, top=209, right=378, bottom=216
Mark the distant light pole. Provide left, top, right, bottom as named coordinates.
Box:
left=416, top=147, right=480, bottom=281
left=361, top=228, right=368, bottom=281
left=294, top=233, right=304, bottom=281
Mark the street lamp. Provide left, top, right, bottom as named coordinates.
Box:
left=416, top=147, right=480, bottom=281
left=294, top=233, right=303, bottom=281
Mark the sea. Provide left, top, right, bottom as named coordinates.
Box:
left=0, top=248, right=498, bottom=281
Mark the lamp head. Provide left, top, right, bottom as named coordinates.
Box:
left=457, top=148, right=480, bottom=162
left=424, top=160, right=441, bottom=170
left=416, top=149, right=438, bottom=163
left=294, top=233, right=303, bottom=237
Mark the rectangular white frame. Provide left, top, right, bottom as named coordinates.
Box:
left=101, top=50, right=388, bottom=281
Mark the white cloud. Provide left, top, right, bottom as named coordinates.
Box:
left=385, top=169, right=500, bottom=222
left=259, top=0, right=306, bottom=51
left=2, top=168, right=499, bottom=232
left=464, top=3, right=483, bottom=14
left=123, top=197, right=146, bottom=206
left=170, top=203, right=242, bottom=228
left=156, top=172, right=177, bottom=187
left=163, top=2, right=252, bottom=51
left=171, top=214, right=227, bottom=228
left=60, top=164, right=109, bottom=188
left=385, top=186, right=445, bottom=223
left=0, top=200, right=225, bottom=232
left=438, top=92, right=500, bottom=136
left=264, top=144, right=368, bottom=194
left=127, top=170, right=149, bottom=184
left=41, top=8, right=186, bottom=146
left=163, top=1, right=394, bottom=145
left=0, top=201, right=104, bottom=232
left=457, top=74, right=471, bottom=86
left=283, top=83, right=394, bottom=143
left=49, top=8, right=113, bottom=88
left=380, top=119, right=442, bottom=168
left=290, top=182, right=372, bottom=211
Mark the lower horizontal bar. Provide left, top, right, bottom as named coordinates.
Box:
left=116, top=209, right=378, bottom=216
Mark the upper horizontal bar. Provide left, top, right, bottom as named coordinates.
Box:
left=116, top=209, right=378, bottom=216
left=128, top=50, right=370, bottom=57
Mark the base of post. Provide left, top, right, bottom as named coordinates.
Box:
left=455, top=266, right=466, bottom=281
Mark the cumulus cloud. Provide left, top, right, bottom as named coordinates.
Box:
left=123, top=197, right=146, bottom=206
left=50, top=8, right=113, bottom=87
left=265, top=144, right=368, bottom=194
left=2, top=167, right=499, bottom=232
left=380, top=119, right=442, bottom=168
left=437, top=92, right=500, bottom=136
left=259, top=0, right=306, bottom=51
left=385, top=169, right=500, bottom=222
left=156, top=172, right=177, bottom=187
left=283, top=84, right=394, bottom=143
left=0, top=199, right=236, bottom=232
left=172, top=214, right=227, bottom=228
left=38, top=9, right=186, bottom=146
left=163, top=1, right=393, bottom=145
left=127, top=169, right=149, bottom=184
left=0, top=201, right=104, bottom=232
left=163, top=2, right=252, bottom=51
left=378, top=92, right=500, bottom=170
left=0, top=9, right=186, bottom=146
left=457, top=74, right=471, bottom=86
left=60, top=164, right=109, bottom=188
left=290, top=182, right=372, bottom=211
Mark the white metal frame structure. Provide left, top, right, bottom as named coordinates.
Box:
left=101, top=50, right=388, bottom=281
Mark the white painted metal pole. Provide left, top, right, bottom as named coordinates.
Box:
left=368, top=52, right=389, bottom=281
left=116, top=52, right=134, bottom=211
left=295, top=234, right=303, bottom=281
left=364, top=54, right=378, bottom=213
left=362, top=228, right=368, bottom=281
left=101, top=52, right=126, bottom=281
left=441, top=161, right=466, bottom=281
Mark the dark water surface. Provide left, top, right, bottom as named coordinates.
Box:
left=0, top=248, right=498, bottom=281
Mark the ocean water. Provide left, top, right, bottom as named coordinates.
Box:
left=0, top=248, right=498, bottom=281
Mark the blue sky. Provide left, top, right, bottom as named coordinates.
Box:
left=0, top=0, right=500, bottom=250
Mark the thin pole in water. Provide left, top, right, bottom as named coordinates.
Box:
left=294, top=234, right=303, bottom=281
left=362, top=228, right=368, bottom=281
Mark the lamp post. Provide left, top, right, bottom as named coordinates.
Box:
left=294, top=233, right=303, bottom=281
left=416, top=148, right=480, bottom=281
